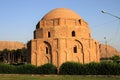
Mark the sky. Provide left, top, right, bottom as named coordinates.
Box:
left=0, top=0, right=120, bottom=51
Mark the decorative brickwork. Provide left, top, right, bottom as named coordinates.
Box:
left=28, top=8, right=100, bottom=67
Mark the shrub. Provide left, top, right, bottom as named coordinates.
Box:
left=99, top=62, right=120, bottom=75
left=0, top=63, right=17, bottom=74
left=59, top=62, right=84, bottom=75
left=36, top=63, right=57, bottom=74
left=59, top=61, right=120, bottom=75
left=17, top=64, right=37, bottom=74
left=0, top=62, right=120, bottom=75
left=111, top=55, right=120, bottom=63
left=84, top=62, right=99, bottom=75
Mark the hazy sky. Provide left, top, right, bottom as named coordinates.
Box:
left=0, top=0, right=120, bottom=51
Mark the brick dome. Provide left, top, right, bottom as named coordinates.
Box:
left=42, top=8, right=82, bottom=20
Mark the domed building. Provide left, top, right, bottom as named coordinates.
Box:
left=27, top=8, right=100, bottom=67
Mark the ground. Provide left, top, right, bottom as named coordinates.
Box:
left=0, top=75, right=119, bottom=80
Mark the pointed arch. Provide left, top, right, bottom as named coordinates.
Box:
left=44, top=41, right=52, bottom=63
left=44, top=41, right=52, bottom=54
left=75, top=39, right=84, bottom=64
left=75, top=39, right=84, bottom=53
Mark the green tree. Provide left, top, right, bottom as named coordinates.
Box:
left=0, top=48, right=27, bottom=64
left=20, top=48, right=27, bottom=62
left=111, top=55, right=120, bottom=63
left=0, top=49, right=11, bottom=63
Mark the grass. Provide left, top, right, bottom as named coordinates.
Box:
left=0, top=75, right=119, bottom=80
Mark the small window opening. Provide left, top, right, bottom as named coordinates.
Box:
left=48, top=32, right=51, bottom=38
left=46, top=47, right=48, bottom=54
left=74, top=46, right=77, bottom=53
left=78, top=19, right=81, bottom=25
left=72, top=31, right=75, bottom=37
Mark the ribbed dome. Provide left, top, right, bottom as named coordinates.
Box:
left=42, top=8, right=82, bottom=20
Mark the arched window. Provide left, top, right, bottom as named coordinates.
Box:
left=46, top=47, right=48, bottom=54
left=48, top=32, right=51, bottom=38
left=78, top=19, right=81, bottom=25
left=73, top=46, right=77, bottom=53
left=72, top=31, right=75, bottom=37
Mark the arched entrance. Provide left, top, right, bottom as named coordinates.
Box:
left=75, top=39, right=84, bottom=64
left=44, top=41, right=52, bottom=64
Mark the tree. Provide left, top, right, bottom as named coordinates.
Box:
left=0, top=49, right=10, bottom=63
left=111, top=55, right=120, bottom=63
left=0, top=51, right=3, bottom=62
left=0, top=48, right=27, bottom=64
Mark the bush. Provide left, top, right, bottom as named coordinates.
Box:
left=59, top=62, right=84, bottom=75
left=59, top=61, right=120, bottom=75
left=36, top=63, right=57, bottom=74
left=111, top=55, right=120, bottom=63
left=84, top=62, right=99, bottom=75
left=17, top=64, right=37, bottom=74
left=0, top=63, right=17, bottom=74
left=0, top=63, right=57, bottom=74
left=99, top=62, right=120, bottom=75
left=0, top=62, right=120, bottom=75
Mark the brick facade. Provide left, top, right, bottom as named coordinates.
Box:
left=27, top=8, right=100, bottom=67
